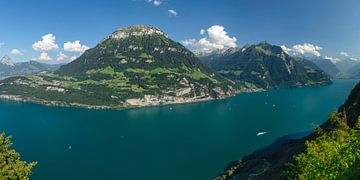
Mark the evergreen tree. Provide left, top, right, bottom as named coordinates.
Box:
left=0, top=133, right=36, bottom=179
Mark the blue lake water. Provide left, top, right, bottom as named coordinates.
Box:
left=0, top=79, right=358, bottom=180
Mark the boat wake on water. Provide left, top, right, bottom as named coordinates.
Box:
left=256, top=132, right=269, bottom=136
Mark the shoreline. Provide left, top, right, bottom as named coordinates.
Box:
left=0, top=93, right=234, bottom=111
left=0, top=81, right=333, bottom=111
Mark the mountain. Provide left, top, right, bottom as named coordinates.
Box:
left=200, top=42, right=331, bottom=91
left=0, top=25, right=234, bottom=109
left=335, top=58, right=359, bottom=73
left=338, top=60, right=360, bottom=78
left=216, top=81, right=360, bottom=179
left=0, top=56, right=15, bottom=67
left=305, top=57, right=340, bottom=77
left=0, top=56, right=62, bottom=79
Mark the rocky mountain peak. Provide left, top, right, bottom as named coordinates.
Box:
left=110, top=25, right=168, bottom=40
left=0, top=56, right=15, bottom=67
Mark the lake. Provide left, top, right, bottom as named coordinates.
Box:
left=0, top=79, right=358, bottom=180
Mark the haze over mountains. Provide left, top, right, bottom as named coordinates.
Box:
left=0, top=56, right=61, bottom=79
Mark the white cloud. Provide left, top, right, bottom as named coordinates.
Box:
left=350, top=57, right=358, bottom=61
left=182, top=25, right=237, bottom=53
left=200, top=29, right=205, bottom=35
left=147, top=0, right=162, bottom=6
left=168, top=9, right=177, bottom=16
left=38, top=52, right=52, bottom=61
left=32, top=34, right=59, bottom=51
left=324, top=56, right=340, bottom=63
left=10, top=49, right=23, bottom=55
left=57, top=52, right=68, bottom=61
left=280, top=45, right=291, bottom=54
left=292, top=43, right=322, bottom=57
left=281, top=43, right=322, bottom=57
left=197, top=38, right=224, bottom=51
left=340, top=51, right=349, bottom=57
left=181, top=39, right=196, bottom=46
left=0, top=42, right=4, bottom=48
left=64, top=40, right=90, bottom=53
left=70, top=56, right=77, bottom=61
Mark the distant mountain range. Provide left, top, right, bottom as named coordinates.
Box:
left=334, top=58, right=360, bottom=78
left=298, top=56, right=360, bottom=79
left=200, top=41, right=331, bottom=90
left=0, top=56, right=62, bottom=79
left=1, top=26, right=354, bottom=109
left=305, top=57, right=340, bottom=77
left=0, top=26, right=234, bottom=109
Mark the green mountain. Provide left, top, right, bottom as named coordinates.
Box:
left=0, top=26, right=234, bottom=109
left=0, top=56, right=61, bottom=79
left=200, top=42, right=332, bottom=91
left=216, top=80, right=360, bottom=179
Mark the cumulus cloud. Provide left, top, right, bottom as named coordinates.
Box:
left=168, top=9, right=177, bottom=16
left=70, top=56, right=77, bottom=61
left=292, top=43, right=322, bottom=57
left=181, top=39, right=196, bottom=46
left=32, top=34, right=59, bottom=51
left=10, top=49, right=23, bottom=55
left=38, top=52, right=52, bottom=61
left=64, top=40, right=90, bottom=53
left=350, top=57, right=358, bottom=61
left=57, top=52, right=68, bottom=61
left=182, top=25, right=237, bottom=53
left=340, top=51, right=349, bottom=57
left=324, top=56, right=340, bottom=63
left=200, top=29, right=205, bottom=35
left=147, top=0, right=162, bottom=6
left=280, top=45, right=291, bottom=54
left=281, top=43, right=322, bottom=57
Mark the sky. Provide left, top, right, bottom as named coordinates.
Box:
left=0, top=0, right=359, bottom=63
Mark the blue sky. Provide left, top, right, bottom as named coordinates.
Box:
left=0, top=0, right=359, bottom=63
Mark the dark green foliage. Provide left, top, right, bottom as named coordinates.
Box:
left=0, top=26, right=234, bottom=108
left=216, top=80, right=360, bottom=180
left=0, top=133, right=36, bottom=179
left=285, top=114, right=360, bottom=179
left=200, top=42, right=331, bottom=90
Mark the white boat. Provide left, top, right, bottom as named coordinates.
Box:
left=256, top=132, right=268, bottom=136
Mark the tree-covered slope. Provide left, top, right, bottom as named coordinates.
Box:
left=0, top=26, right=234, bottom=109
left=216, top=80, right=360, bottom=180
left=200, top=42, right=331, bottom=91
